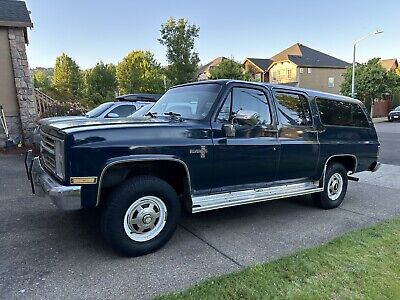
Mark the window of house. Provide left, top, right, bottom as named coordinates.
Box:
left=217, top=88, right=271, bottom=125
left=299, top=68, right=304, bottom=74
left=316, top=98, right=370, bottom=127
left=272, top=71, right=278, bottom=81
left=308, top=68, right=312, bottom=74
left=328, top=77, right=335, bottom=88
left=287, top=69, right=293, bottom=79
left=275, top=92, right=312, bottom=126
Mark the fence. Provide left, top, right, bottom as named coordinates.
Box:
left=372, top=99, right=392, bottom=118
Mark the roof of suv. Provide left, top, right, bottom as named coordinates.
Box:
left=116, top=93, right=163, bottom=102
left=175, top=79, right=362, bottom=105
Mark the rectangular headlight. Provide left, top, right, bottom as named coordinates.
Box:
left=54, top=139, right=65, bottom=180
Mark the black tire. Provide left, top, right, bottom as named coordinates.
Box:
left=312, top=163, right=348, bottom=209
left=101, top=176, right=181, bottom=256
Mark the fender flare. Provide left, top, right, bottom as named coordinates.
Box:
left=96, top=154, right=191, bottom=206
left=319, top=154, right=358, bottom=187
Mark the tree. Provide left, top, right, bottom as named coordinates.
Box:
left=51, top=53, right=82, bottom=99
left=159, top=17, right=200, bottom=86
left=116, top=50, right=164, bottom=94
left=33, top=69, right=51, bottom=90
left=209, top=58, right=251, bottom=80
left=340, top=58, right=400, bottom=110
left=83, top=62, right=117, bottom=104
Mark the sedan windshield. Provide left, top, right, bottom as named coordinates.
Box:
left=148, top=83, right=221, bottom=120
left=129, top=104, right=153, bottom=117
left=395, top=106, right=400, bottom=111
left=86, top=102, right=114, bottom=118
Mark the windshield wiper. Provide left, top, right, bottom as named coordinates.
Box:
left=145, top=111, right=158, bottom=118
left=163, top=111, right=181, bottom=117
left=163, top=111, right=183, bottom=121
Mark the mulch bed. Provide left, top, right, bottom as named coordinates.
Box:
left=0, top=145, right=39, bottom=155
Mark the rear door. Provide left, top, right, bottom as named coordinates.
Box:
left=211, top=83, right=280, bottom=192
left=273, top=89, right=319, bottom=180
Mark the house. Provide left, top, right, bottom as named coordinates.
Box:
left=197, top=57, right=227, bottom=80
left=0, top=0, right=36, bottom=147
left=242, top=58, right=273, bottom=82
left=379, top=58, right=399, bottom=71
left=268, top=43, right=350, bottom=94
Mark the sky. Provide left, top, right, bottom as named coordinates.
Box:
left=24, top=0, right=400, bottom=69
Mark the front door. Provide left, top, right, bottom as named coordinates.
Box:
left=273, top=89, right=319, bottom=181
left=211, top=84, right=280, bottom=192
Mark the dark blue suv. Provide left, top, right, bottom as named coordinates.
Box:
left=27, top=80, right=380, bottom=256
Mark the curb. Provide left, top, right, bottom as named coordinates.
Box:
left=372, top=118, right=387, bottom=124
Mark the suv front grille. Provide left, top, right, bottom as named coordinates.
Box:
left=40, top=130, right=57, bottom=175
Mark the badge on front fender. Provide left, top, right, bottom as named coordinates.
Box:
left=189, top=146, right=208, bottom=158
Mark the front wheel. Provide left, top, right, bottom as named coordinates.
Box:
left=312, top=163, right=348, bottom=209
left=101, top=176, right=181, bottom=256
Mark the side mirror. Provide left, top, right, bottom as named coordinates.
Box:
left=233, top=110, right=259, bottom=126
left=107, top=112, right=120, bottom=118
left=222, top=123, right=236, bottom=137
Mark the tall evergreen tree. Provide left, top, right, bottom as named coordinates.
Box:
left=116, top=50, right=164, bottom=94
left=51, top=53, right=82, bottom=99
left=159, top=17, right=200, bottom=86
left=83, top=62, right=117, bottom=104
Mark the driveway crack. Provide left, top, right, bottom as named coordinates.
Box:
left=179, top=224, right=244, bottom=268
left=339, top=207, right=384, bottom=222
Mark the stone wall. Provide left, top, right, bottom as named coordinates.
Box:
left=7, top=27, right=37, bottom=145
left=0, top=116, right=22, bottom=147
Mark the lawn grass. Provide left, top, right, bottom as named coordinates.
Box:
left=158, top=218, right=400, bottom=299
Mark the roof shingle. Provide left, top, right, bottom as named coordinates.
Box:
left=270, top=43, right=350, bottom=69
left=0, top=0, right=32, bottom=27
left=245, top=58, right=274, bottom=71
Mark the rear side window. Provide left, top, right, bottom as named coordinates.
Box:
left=316, top=98, right=370, bottom=127
left=275, top=92, right=312, bottom=126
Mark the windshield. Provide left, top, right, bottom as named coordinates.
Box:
left=148, top=83, right=221, bottom=120
left=395, top=106, right=400, bottom=111
left=86, top=102, right=114, bottom=118
left=129, top=104, right=153, bottom=117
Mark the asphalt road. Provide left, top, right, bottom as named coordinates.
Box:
left=375, top=122, right=400, bottom=166
left=1, top=122, right=399, bottom=299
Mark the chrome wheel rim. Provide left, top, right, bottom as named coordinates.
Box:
left=327, top=173, right=343, bottom=201
left=123, top=196, right=167, bottom=242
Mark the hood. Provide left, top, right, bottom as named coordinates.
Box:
left=44, top=116, right=173, bottom=131
left=38, top=116, right=87, bottom=126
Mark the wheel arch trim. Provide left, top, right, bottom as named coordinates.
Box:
left=320, top=154, right=358, bottom=187
left=95, top=155, right=192, bottom=207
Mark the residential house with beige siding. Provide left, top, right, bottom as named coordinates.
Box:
left=242, top=58, right=273, bottom=82
left=0, top=0, right=36, bottom=147
left=379, top=58, right=398, bottom=71
left=267, top=43, right=350, bottom=94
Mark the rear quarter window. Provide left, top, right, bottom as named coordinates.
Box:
left=316, top=98, right=370, bottom=128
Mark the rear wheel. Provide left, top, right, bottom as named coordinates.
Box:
left=312, top=163, right=348, bottom=209
left=101, top=176, right=181, bottom=256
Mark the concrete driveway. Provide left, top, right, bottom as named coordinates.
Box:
left=1, top=122, right=400, bottom=299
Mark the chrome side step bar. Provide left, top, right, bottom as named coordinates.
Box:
left=192, top=181, right=323, bottom=213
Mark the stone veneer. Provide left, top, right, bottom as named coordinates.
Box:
left=0, top=116, right=22, bottom=147
left=7, top=28, right=37, bottom=145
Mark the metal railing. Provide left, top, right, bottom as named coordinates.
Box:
left=34, top=88, right=57, bottom=117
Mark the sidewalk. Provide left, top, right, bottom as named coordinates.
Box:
left=373, top=117, right=387, bottom=123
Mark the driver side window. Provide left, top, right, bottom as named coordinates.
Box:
left=217, top=87, right=271, bottom=125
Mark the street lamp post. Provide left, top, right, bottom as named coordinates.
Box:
left=351, top=30, right=383, bottom=98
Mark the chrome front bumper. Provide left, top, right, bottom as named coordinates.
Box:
left=26, top=152, right=82, bottom=211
